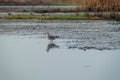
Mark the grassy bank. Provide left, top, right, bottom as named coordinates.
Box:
left=5, top=14, right=104, bottom=20
left=5, top=13, right=120, bottom=20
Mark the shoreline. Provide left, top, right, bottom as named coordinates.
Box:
left=3, top=14, right=120, bottom=21
left=0, top=18, right=119, bottom=21
left=0, top=19, right=117, bottom=24
left=0, top=20, right=120, bottom=50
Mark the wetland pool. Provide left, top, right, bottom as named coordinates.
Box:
left=0, top=20, right=120, bottom=80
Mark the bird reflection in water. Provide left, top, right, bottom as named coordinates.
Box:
left=44, top=32, right=59, bottom=52
left=46, top=42, right=59, bottom=52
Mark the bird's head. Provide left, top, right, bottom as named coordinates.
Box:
left=44, top=32, right=49, bottom=35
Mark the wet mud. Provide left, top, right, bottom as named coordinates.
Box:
left=0, top=20, right=120, bottom=50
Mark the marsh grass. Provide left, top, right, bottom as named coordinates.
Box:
left=5, top=14, right=97, bottom=20
left=5, top=13, right=120, bottom=20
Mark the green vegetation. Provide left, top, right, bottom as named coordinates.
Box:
left=5, top=14, right=101, bottom=20
left=5, top=13, right=120, bottom=20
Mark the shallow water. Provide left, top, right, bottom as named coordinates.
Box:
left=0, top=20, right=120, bottom=50
left=0, top=20, right=120, bottom=80
left=0, top=36, right=120, bottom=80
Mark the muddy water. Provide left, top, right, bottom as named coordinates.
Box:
left=0, top=20, right=120, bottom=80
left=0, top=20, right=120, bottom=50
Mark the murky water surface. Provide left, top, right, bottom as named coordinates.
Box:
left=0, top=20, right=120, bottom=80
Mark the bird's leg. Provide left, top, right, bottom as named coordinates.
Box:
left=50, top=40, right=54, bottom=43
